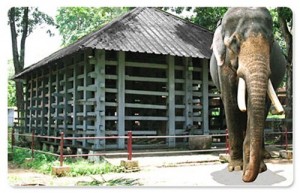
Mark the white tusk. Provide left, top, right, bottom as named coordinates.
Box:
left=237, top=78, right=247, bottom=112
left=267, top=79, right=284, bottom=114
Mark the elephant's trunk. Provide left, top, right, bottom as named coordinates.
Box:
left=243, top=71, right=268, bottom=182
left=237, top=34, right=271, bottom=182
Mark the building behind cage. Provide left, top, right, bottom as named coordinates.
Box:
left=13, top=7, right=225, bottom=151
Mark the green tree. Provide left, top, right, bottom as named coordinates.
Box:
left=56, top=7, right=129, bottom=46
left=8, top=60, right=16, bottom=107
left=277, top=7, right=293, bottom=131
left=163, top=7, right=227, bottom=31
left=8, top=7, right=55, bottom=110
left=189, top=7, right=228, bottom=31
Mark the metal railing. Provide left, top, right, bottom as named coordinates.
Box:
left=9, top=128, right=292, bottom=167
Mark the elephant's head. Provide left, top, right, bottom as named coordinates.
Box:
left=212, top=7, right=284, bottom=182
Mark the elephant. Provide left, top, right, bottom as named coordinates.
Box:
left=210, top=7, right=286, bottom=182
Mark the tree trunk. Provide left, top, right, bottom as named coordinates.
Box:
left=277, top=8, right=293, bottom=133
left=8, top=7, right=28, bottom=110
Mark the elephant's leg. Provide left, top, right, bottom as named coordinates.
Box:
left=220, top=66, right=247, bottom=171
left=224, top=102, right=247, bottom=171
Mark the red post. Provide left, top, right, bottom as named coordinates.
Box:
left=225, top=128, right=230, bottom=154
left=31, top=128, right=35, bottom=158
left=127, top=131, right=132, bottom=160
left=285, top=127, right=288, bottom=151
left=11, top=128, right=15, bottom=158
left=60, top=132, right=64, bottom=166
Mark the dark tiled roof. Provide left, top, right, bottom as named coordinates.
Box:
left=15, top=7, right=213, bottom=78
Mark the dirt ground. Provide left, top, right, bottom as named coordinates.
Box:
left=7, top=151, right=294, bottom=187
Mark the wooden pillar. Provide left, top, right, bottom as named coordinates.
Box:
left=63, top=60, right=68, bottom=133
left=24, top=78, right=29, bottom=133
left=29, top=74, right=33, bottom=133
left=184, top=57, right=193, bottom=127
left=201, top=59, right=209, bottom=134
left=167, top=55, right=176, bottom=147
left=72, top=58, right=78, bottom=146
left=34, top=73, right=38, bottom=135
left=41, top=69, right=46, bottom=135
left=54, top=66, right=60, bottom=144
left=117, top=51, right=125, bottom=149
left=47, top=68, right=53, bottom=140
left=82, top=54, right=88, bottom=148
left=95, top=49, right=106, bottom=149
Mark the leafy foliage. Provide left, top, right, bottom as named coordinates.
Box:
left=164, top=7, right=227, bottom=31
left=56, top=7, right=129, bottom=46
left=8, top=60, right=16, bottom=107
left=9, top=7, right=56, bottom=37
left=190, top=7, right=228, bottom=31
left=8, top=7, right=56, bottom=110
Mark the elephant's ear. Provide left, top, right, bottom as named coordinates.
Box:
left=211, top=25, right=226, bottom=66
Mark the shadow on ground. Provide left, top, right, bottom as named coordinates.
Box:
left=211, top=167, right=287, bottom=186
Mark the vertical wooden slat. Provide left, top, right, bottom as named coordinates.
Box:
left=184, top=57, right=193, bottom=127
left=29, top=74, right=33, bottom=133
left=167, top=55, right=175, bottom=147
left=95, top=49, right=106, bottom=149
left=201, top=59, right=209, bottom=134
left=54, top=65, right=60, bottom=144
left=24, top=78, right=29, bottom=133
left=82, top=53, right=88, bottom=148
left=63, top=59, right=68, bottom=134
left=34, top=73, right=38, bottom=135
left=117, top=51, right=125, bottom=149
left=72, top=57, right=78, bottom=146
left=41, top=69, right=45, bottom=135
left=47, top=67, right=53, bottom=141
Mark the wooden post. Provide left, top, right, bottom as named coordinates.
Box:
left=54, top=65, right=60, bottom=144
left=117, top=51, right=125, bottom=149
left=47, top=68, right=53, bottom=141
left=41, top=69, right=46, bottom=135
left=72, top=56, right=78, bottom=146
left=82, top=53, right=88, bottom=148
left=63, top=60, right=68, bottom=135
left=60, top=132, right=64, bottom=167
left=201, top=59, right=209, bottom=135
left=29, top=74, right=33, bottom=134
left=184, top=57, right=193, bottom=127
left=127, top=131, right=132, bottom=160
left=167, top=55, right=176, bottom=147
left=34, top=72, right=38, bottom=136
left=24, top=78, right=29, bottom=133
left=95, top=49, right=106, bottom=149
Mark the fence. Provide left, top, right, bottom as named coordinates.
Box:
left=10, top=128, right=292, bottom=167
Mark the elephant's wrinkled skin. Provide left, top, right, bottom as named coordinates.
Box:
left=210, top=7, right=286, bottom=182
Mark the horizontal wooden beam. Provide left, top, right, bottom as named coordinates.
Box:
left=126, top=61, right=167, bottom=69
left=125, top=76, right=167, bottom=83
left=125, top=103, right=167, bottom=110
left=125, top=116, right=168, bottom=121
left=125, top=89, right=168, bottom=96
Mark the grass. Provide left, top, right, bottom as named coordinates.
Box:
left=10, top=148, right=124, bottom=176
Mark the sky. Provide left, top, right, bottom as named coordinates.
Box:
left=4, top=7, right=196, bottom=69
left=4, top=6, right=62, bottom=68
